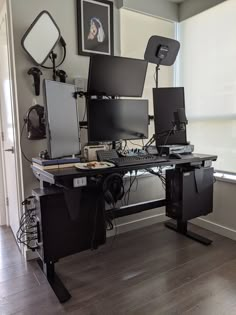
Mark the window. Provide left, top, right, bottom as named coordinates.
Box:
left=177, top=0, right=236, bottom=173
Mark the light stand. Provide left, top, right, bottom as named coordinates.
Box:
left=49, top=51, right=58, bottom=81
left=144, top=35, right=180, bottom=88
left=155, top=66, right=160, bottom=88
left=144, top=36, right=181, bottom=152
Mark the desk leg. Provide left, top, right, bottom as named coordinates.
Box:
left=165, top=220, right=212, bottom=246
left=37, top=259, right=71, bottom=303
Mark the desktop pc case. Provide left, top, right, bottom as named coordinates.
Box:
left=166, top=167, right=214, bottom=221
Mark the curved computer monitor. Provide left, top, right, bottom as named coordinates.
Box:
left=87, top=55, right=148, bottom=97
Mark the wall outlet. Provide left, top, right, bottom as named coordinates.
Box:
left=74, top=77, right=87, bottom=91
left=73, top=177, right=87, bottom=188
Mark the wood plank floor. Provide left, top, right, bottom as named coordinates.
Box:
left=1, top=223, right=236, bottom=315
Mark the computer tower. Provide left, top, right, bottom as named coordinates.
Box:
left=166, top=167, right=214, bottom=221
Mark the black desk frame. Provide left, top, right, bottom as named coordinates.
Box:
left=32, top=154, right=217, bottom=303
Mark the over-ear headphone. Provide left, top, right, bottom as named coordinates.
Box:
left=24, top=105, right=46, bottom=140
left=102, top=173, right=124, bottom=206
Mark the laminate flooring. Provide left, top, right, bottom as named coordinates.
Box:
left=1, top=222, right=236, bottom=315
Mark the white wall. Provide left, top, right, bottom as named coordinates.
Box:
left=192, top=180, right=236, bottom=240
left=10, top=0, right=121, bottom=196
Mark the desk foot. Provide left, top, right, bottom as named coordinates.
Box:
left=165, top=220, right=212, bottom=246
left=37, top=259, right=71, bottom=303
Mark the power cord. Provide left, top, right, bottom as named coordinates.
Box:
left=41, top=38, right=67, bottom=70
left=16, top=197, right=39, bottom=251
left=20, top=121, right=32, bottom=163
left=158, top=127, right=175, bottom=157
left=146, top=167, right=166, bottom=190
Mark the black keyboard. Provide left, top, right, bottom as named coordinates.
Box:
left=106, top=155, right=168, bottom=167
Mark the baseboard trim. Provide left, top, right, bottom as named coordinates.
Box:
left=107, top=213, right=167, bottom=237
left=192, top=217, right=236, bottom=241
left=24, top=248, right=39, bottom=261
left=108, top=213, right=236, bottom=241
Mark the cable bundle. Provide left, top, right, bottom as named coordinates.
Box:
left=16, top=197, right=39, bottom=251
left=146, top=167, right=166, bottom=190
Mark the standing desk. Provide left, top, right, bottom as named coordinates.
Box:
left=32, top=153, right=217, bottom=303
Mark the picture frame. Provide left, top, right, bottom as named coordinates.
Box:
left=77, top=0, right=114, bottom=56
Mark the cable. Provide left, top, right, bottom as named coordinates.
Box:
left=123, top=171, right=148, bottom=206
left=128, top=140, right=143, bottom=148
left=20, top=121, right=32, bottom=163
left=146, top=168, right=166, bottom=190
left=90, top=197, right=100, bottom=250
left=110, top=201, right=118, bottom=249
left=123, top=140, right=128, bottom=151
left=82, top=101, right=87, bottom=122
left=41, top=45, right=67, bottom=70
left=17, top=197, right=38, bottom=250
left=158, top=127, right=175, bottom=157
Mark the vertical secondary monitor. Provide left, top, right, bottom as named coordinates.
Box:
left=153, top=87, right=188, bottom=145
left=44, top=80, right=80, bottom=159
left=87, top=55, right=148, bottom=97
left=87, top=99, right=149, bottom=142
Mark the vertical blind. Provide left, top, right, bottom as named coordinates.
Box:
left=178, top=0, right=236, bottom=173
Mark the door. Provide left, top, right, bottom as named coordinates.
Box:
left=0, top=7, right=20, bottom=238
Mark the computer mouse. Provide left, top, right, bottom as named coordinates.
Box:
left=169, top=153, right=182, bottom=159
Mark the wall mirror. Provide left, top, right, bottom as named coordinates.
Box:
left=21, top=11, right=61, bottom=65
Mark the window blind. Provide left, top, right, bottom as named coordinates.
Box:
left=178, top=0, right=236, bottom=173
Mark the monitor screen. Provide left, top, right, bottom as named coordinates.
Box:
left=87, top=55, right=148, bottom=97
left=88, top=99, right=149, bottom=142
left=153, top=87, right=188, bottom=145
left=44, top=80, right=80, bottom=159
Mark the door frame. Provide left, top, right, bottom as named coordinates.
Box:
left=0, top=0, right=24, bottom=231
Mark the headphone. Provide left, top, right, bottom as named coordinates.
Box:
left=102, top=173, right=124, bottom=206
left=24, top=105, right=46, bottom=140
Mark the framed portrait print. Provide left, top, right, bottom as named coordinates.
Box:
left=77, top=0, right=114, bottom=56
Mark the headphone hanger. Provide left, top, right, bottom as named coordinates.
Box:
left=102, top=173, right=124, bottom=206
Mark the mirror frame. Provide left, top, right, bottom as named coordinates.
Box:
left=21, top=10, right=61, bottom=66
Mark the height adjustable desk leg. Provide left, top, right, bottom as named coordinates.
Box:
left=37, top=260, right=71, bottom=303
left=165, top=220, right=212, bottom=246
